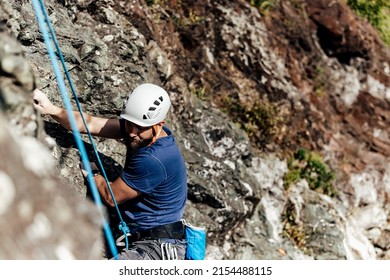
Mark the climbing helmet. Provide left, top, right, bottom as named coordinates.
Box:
left=120, top=83, right=171, bottom=127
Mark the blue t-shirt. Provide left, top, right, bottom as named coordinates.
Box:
left=119, top=124, right=187, bottom=233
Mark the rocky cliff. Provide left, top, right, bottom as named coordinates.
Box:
left=0, top=0, right=389, bottom=259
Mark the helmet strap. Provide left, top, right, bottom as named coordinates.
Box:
left=148, top=124, right=163, bottom=146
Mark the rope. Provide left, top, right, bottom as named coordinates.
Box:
left=35, top=0, right=130, bottom=249
left=32, top=0, right=129, bottom=258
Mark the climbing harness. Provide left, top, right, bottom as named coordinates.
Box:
left=161, top=242, right=178, bottom=260
left=115, top=232, right=132, bottom=248
left=32, top=0, right=130, bottom=259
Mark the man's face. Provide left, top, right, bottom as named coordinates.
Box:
left=125, top=121, right=153, bottom=150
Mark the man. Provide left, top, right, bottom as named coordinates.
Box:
left=33, top=83, right=188, bottom=260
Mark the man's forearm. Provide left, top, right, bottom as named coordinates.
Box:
left=94, top=174, right=115, bottom=207
left=50, top=107, right=91, bottom=134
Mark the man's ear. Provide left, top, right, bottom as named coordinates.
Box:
left=158, top=121, right=166, bottom=126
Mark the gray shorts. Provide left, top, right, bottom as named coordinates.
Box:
left=113, top=238, right=187, bottom=260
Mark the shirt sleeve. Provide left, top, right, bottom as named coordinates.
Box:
left=120, top=153, right=167, bottom=194
left=119, top=118, right=127, bottom=138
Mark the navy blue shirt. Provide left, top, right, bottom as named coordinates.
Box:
left=119, top=122, right=187, bottom=233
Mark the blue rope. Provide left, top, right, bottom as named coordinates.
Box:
left=32, top=0, right=126, bottom=259
left=35, top=0, right=130, bottom=249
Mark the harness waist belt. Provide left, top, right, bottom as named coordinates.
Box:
left=132, top=221, right=185, bottom=241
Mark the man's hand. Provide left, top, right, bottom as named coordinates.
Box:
left=33, top=89, right=60, bottom=115
left=80, top=162, right=99, bottom=178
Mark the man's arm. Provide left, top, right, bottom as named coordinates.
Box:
left=94, top=175, right=141, bottom=206
left=33, top=89, right=122, bottom=138
left=81, top=163, right=140, bottom=206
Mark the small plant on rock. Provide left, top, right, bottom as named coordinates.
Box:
left=248, top=0, right=279, bottom=14
left=284, top=148, right=337, bottom=197
left=282, top=202, right=309, bottom=252
left=347, top=0, right=390, bottom=46
left=223, top=98, right=280, bottom=148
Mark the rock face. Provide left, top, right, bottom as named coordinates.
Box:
left=1, top=0, right=389, bottom=259
left=0, top=2, right=102, bottom=259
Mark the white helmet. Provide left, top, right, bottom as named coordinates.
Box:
left=120, top=83, right=171, bottom=127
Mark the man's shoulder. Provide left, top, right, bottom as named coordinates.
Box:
left=162, top=126, right=173, bottom=136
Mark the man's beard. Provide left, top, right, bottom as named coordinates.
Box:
left=128, top=137, right=152, bottom=150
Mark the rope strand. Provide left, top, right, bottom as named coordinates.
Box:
left=36, top=0, right=130, bottom=245
left=32, top=0, right=128, bottom=258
